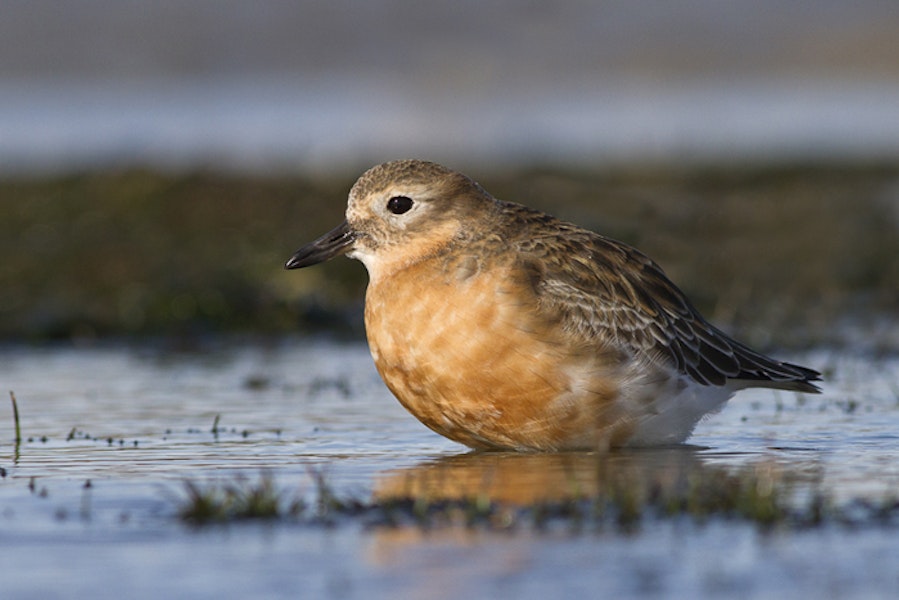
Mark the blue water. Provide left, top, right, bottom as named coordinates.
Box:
left=2, top=1, right=899, bottom=174
left=1, top=340, right=897, bottom=599
left=2, top=77, right=899, bottom=175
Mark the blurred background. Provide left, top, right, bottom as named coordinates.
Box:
left=1, top=1, right=897, bottom=346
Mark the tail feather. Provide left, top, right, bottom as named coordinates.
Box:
left=729, top=342, right=821, bottom=393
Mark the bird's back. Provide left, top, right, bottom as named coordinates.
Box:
left=491, top=199, right=821, bottom=394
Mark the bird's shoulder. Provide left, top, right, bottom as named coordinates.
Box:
left=506, top=207, right=690, bottom=347
left=493, top=202, right=747, bottom=386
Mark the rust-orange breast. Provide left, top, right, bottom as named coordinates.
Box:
left=363, top=252, right=626, bottom=450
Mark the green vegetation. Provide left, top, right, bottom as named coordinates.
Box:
left=1, top=163, right=897, bottom=346
left=174, top=464, right=899, bottom=533
left=9, top=391, right=21, bottom=444
left=178, top=473, right=302, bottom=524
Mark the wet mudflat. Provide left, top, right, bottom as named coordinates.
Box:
left=1, top=338, right=897, bottom=599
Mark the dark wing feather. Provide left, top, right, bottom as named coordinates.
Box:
left=511, top=214, right=821, bottom=393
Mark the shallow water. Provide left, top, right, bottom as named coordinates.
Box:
left=4, top=2, right=899, bottom=174
left=4, top=78, right=899, bottom=175
left=1, top=339, right=898, bottom=599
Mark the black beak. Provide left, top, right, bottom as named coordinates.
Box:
left=285, top=220, right=355, bottom=269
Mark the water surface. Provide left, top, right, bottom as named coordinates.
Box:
left=1, top=339, right=897, bottom=599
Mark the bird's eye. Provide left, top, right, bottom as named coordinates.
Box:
left=386, top=195, right=414, bottom=215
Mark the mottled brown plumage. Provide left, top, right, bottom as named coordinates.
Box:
left=286, top=159, right=821, bottom=451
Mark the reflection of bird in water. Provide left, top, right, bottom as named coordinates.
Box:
left=373, top=449, right=707, bottom=505
left=287, top=160, right=821, bottom=451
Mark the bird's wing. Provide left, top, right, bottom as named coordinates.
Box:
left=515, top=228, right=820, bottom=391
